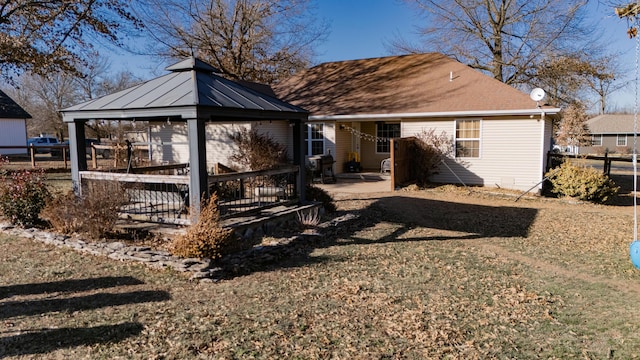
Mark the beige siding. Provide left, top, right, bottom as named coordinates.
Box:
left=403, top=117, right=545, bottom=191
left=149, top=122, right=189, bottom=165
left=335, top=122, right=354, bottom=173
left=255, top=121, right=293, bottom=160
left=0, top=119, right=27, bottom=155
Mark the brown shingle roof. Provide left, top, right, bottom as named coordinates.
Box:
left=587, top=114, right=637, bottom=134
left=273, top=53, right=549, bottom=116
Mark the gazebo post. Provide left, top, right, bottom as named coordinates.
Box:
left=293, top=120, right=306, bottom=202
left=187, top=118, right=209, bottom=218
left=68, top=120, right=88, bottom=194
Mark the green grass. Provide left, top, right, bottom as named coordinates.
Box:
left=2, top=187, right=640, bottom=358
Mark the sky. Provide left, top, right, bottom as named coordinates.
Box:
left=108, top=0, right=640, bottom=110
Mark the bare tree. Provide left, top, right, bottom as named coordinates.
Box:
left=0, top=0, right=142, bottom=80
left=395, top=0, right=595, bottom=86
left=16, top=72, right=80, bottom=139
left=556, top=102, right=591, bottom=152
left=137, top=0, right=327, bottom=84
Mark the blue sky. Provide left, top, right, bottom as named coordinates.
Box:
left=109, top=0, right=638, bottom=110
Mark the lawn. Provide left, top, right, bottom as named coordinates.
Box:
left=2, top=182, right=640, bottom=359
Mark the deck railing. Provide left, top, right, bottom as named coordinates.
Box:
left=208, top=165, right=300, bottom=218
left=79, top=171, right=191, bottom=225
left=77, top=165, right=300, bottom=224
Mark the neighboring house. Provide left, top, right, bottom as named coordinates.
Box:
left=582, top=114, right=636, bottom=155
left=274, top=52, right=561, bottom=192
left=0, top=89, right=30, bottom=155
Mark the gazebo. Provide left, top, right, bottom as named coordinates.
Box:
left=60, top=57, right=309, bottom=221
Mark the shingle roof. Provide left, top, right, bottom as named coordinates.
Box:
left=587, top=114, right=638, bottom=134
left=62, top=57, right=307, bottom=121
left=0, top=89, right=31, bottom=119
left=273, top=53, right=554, bottom=117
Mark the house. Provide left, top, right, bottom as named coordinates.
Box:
left=274, top=53, right=561, bottom=192
left=0, top=89, right=30, bottom=155
left=582, top=114, right=635, bottom=155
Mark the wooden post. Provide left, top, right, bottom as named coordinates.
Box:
left=63, top=147, right=68, bottom=169
left=91, top=146, right=97, bottom=169
left=30, top=145, right=35, bottom=168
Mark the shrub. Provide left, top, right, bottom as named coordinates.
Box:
left=411, top=129, right=454, bottom=186
left=305, top=184, right=336, bottom=213
left=41, top=181, right=129, bottom=238
left=229, top=128, right=288, bottom=171
left=0, top=157, right=51, bottom=226
left=170, top=193, right=238, bottom=259
left=545, top=161, right=619, bottom=204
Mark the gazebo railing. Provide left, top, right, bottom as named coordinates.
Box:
left=208, top=165, right=300, bottom=218
left=79, top=171, right=191, bottom=225
left=77, top=165, right=301, bottom=224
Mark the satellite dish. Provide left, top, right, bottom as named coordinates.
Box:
left=530, top=88, right=546, bottom=102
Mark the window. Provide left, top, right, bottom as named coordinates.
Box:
left=617, top=134, right=627, bottom=147
left=591, top=134, right=602, bottom=146
left=455, top=119, right=480, bottom=158
left=305, top=123, right=324, bottom=156
left=376, top=123, right=400, bottom=153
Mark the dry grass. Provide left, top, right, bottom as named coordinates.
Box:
left=2, top=184, right=640, bottom=358
left=2, top=157, right=640, bottom=358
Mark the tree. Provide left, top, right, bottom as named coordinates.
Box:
left=556, top=102, right=591, bottom=152
left=395, top=0, right=595, bottom=86
left=137, top=0, right=327, bottom=84
left=533, top=55, right=619, bottom=109
left=0, top=0, right=141, bottom=80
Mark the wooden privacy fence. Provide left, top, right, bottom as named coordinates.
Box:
left=390, top=137, right=416, bottom=188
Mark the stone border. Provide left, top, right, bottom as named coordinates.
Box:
left=0, top=212, right=358, bottom=284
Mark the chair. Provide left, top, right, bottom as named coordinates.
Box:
left=380, top=158, right=391, bottom=173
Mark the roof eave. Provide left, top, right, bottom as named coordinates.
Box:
left=308, top=108, right=562, bottom=121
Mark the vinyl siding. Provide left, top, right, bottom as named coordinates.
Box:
left=0, top=118, right=27, bottom=155
left=403, top=117, right=545, bottom=191
left=149, top=122, right=190, bottom=165
left=255, top=121, right=293, bottom=160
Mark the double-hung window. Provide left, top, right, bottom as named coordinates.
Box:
left=591, top=134, right=602, bottom=146
left=617, top=134, right=627, bottom=147
left=305, top=123, right=324, bottom=156
left=376, top=123, right=400, bottom=153
left=455, top=119, right=481, bottom=158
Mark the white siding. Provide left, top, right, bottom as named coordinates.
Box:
left=403, top=117, right=545, bottom=192
left=206, top=122, right=249, bottom=171
left=149, top=122, right=189, bottom=165
left=0, top=118, right=28, bottom=155
left=255, top=121, right=293, bottom=160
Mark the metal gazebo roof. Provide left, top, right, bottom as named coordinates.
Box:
left=61, top=57, right=308, bottom=122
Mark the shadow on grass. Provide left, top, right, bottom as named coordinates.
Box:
left=0, top=322, right=143, bottom=358
left=0, top=290, right=170, bottom=320
left=0, top=276, right=145, bottom=300
left=215, top=195, right=538, bottom=279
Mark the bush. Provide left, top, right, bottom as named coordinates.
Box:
left=229, top=128, right=288, bottom=171
left=170, top=193, right=238, bottom=259
left=545, top=161, right=619, bottom=204
left=412, top=129, right=454, bottom=186
left=305, top=184, right=336, bottom=213
left=41, top=181, right=129, bottom=238
left=0, top=157, right=51, bottom=226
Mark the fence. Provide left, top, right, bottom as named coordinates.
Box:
left=79, top=171, right=191, bottom=225
left=208, top=166, right=300, bottom=218
left=78, top=165, right=301, bottom=225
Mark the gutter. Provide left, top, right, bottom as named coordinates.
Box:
left=308, top=108, right=561, bottom=121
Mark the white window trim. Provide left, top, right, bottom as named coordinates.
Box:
left=454, top=118, right=482, bottom=158
left=617, top=134, right=627, bottom=147
left=305, top=122, right=325, bottom=156
left=592, top=134, right=603, bottom=146
left=375, top=122, right=401, bottom=154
